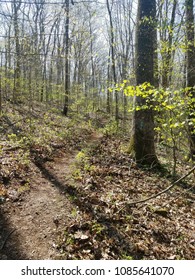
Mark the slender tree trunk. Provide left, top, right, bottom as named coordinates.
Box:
left=63, top=0, right=70, bottom=116
left=13, top=0, right=21, bottom=103
left=0, top=52, right=2, bottom=113
left=106, top=0, right=119, bottom=122
left=106, top=50, right=111, bottom=114
left=161, top=0, right=177, bottom=88
left=89, top=15, right=96, bottom=111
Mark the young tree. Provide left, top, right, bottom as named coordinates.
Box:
left=106, top=0, right=119, bottom=122
left=13, top=0, right=21, bottom=103
left=159, top=0, right=177, bottom=88
left=63, top=0, right=70, bottom=116
left=130, top=0, right=159, bottom=165
left=115, top=0, right=136, bottom=121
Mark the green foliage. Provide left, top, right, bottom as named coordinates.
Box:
left=121, top=82, right=194, bottom=132
left=91, top=221, right=105, bottom=235
left=121, top=253, right=134, bottom=260
left=100, top=119, right=118, bottom=136
left=120, top=81, right=195, bottom=167
left=75, top=149, right=95, bottom=173
left=75, top=150, right=89, bottom=166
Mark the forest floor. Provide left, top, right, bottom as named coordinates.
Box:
left=0, top=131, right=101, bottom=259
left=0, top=104, right=195, bottom=260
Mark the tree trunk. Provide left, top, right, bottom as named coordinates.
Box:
left=0, top=52, right=2, bottom=113
left=186, top=0, right=195, bottom=159
left=63, top=0, right=70, bottom=116
left=106, top=49, right=111, bottom=114
left=13, top=0, right=21, bottom=103
left=161, top=0, right=177, bottom=88
left=106, top=0, right=119, bottom=122
left=130, top=0, right=159, bottom=166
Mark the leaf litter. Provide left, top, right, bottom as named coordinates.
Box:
left=57, top=136, right=195, bottom=260
left=0, top=110, right=194, bottom=260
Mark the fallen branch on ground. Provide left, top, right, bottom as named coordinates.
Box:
left=121, top=166, right=195, bottom=210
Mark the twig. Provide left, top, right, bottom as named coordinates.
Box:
left=121, top=166, right=195, bottom=210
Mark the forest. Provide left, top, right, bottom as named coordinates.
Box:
left=0, top=0, right=194, bottom=260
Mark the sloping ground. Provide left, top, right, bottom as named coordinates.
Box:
left=0, top=133, right=111, bottom=260
left=55, top=137, right=195, bottom=260
left=0, top=105, right=194, bottom=260
left=0, top=129, right=103, bottom=259
left=0, top=105, right=95, bottom=259
left=0, top=158, right=75, bottom=259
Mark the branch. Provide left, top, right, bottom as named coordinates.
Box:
left=127, top=166, right=195, bottom=207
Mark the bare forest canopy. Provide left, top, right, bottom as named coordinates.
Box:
left=0, top=0, right=191, bottom=107
left=0, top=0, right=136, bottom=109
left=0, top=0, right=195, bottom=158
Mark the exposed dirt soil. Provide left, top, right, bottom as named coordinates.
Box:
left=0, top=132, right=102, bottom=260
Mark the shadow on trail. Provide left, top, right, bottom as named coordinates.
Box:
left=33, top=159, right=138, bottom=260
left=0, top=206, right=27, bottom=260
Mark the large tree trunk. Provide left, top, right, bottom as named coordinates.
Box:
left=186, top=0, right=195, bottom=159
left=130, top=0, right=158, bottom=166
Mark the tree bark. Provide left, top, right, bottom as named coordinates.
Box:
left=13, top=0, right=21, bottom=103
left=106, top=0, right=119, bottom=122
left=130, top=0, right=159, bottom=166
left=186, top=0, right=195, bottom=159
left=63, top=0, right=70, bottom=116
left=161, top=0, right=177, bottom=88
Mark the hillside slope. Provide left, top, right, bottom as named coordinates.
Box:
left=0, top=104, right=194, bottom=260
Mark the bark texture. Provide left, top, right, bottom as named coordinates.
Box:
left=186, top=0, right=195, bottom=159
left=130, top=0, right=158, bottom=165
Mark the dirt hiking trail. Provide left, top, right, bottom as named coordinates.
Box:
left=0, top=132, right=102, bottom=259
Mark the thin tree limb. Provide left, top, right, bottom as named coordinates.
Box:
left=127, top=166, right=195, bottom=207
